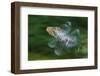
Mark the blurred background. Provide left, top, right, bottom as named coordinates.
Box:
left=28, top=15, right=88, bottom=60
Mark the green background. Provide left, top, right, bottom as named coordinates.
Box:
left=28, top=15, right=88, bottom=60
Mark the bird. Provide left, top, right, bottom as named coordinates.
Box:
left=46, top=21, right=80, bottom=56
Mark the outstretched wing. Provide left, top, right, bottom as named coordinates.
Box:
left=48, top=38, right=56, bottom=48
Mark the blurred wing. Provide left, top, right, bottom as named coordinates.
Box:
left=67, top=29, right=80, bottom=48
left=48, top=38, right=56, bottom=48
left=62, top=21, right=72, bottom=33
left=54, top=49, right=62, bottom=56
left=71, top=29, right=80, bottom=37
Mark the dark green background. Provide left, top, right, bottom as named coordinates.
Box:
left=28, top=15, right=88, bottom=60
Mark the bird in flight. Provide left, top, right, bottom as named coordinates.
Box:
left=46, top=21, right=80, bottom=56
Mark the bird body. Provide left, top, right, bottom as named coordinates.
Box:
left=46, top=22, right=80, bottom=56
